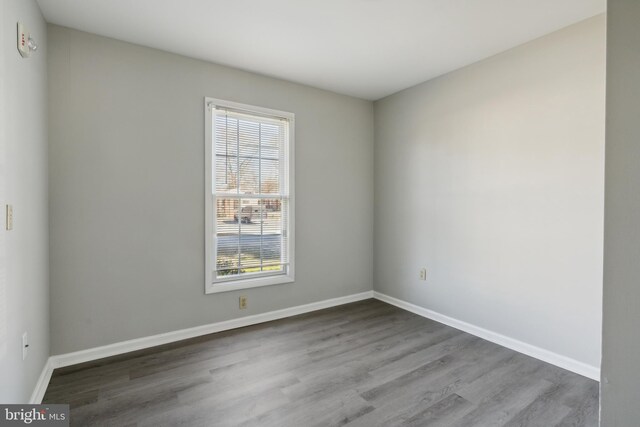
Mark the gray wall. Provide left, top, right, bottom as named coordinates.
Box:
left=47, top=26, right=374, bottom=355
left=373, top=16, right=605, bottom=369
left=0, top=0, right=49, bottom=403
left=601, top=0, right=640, bottom=424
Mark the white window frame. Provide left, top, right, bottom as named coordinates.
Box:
left=204, top=97, right=295, bottom=294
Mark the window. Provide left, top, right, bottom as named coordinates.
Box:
left=205, top=98, right=294, bottom=293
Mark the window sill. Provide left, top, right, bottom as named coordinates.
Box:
left=206, top=274, right=295, bottom=294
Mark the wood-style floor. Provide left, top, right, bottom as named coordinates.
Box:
left=43, top=299, right=599, bottom=426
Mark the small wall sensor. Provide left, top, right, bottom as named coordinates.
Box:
left=17, top=22, right=37, bottom=58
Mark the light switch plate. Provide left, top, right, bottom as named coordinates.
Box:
left=6, top=205, right=13, bottom=230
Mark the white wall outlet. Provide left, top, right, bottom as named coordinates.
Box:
left=6, top=205, right=13, bottom=230
left=22, top=332, right=29, bottom=360
left=419, top=268, right=427, bottom=281
left=17, top=22, right=30, bottom=58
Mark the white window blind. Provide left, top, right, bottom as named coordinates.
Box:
left=209, top=101, right=293, bottom=289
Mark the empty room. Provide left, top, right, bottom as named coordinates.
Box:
left=1, top=0, right=640, bottom=425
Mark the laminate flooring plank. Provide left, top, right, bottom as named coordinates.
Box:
left=360, top=338, right=513, bottom=405
left=358, top=332, right=478, bottom=390
left=69, top=387, right=180, bottom=427
left=177, top=370, right=299, bottom=408
left=127, top=346, right=249, bottom=381
left=451, top=378, right=555, bottom=427
left=297, top=317, right=459, bottom=377
left=398, top=393, right=474, bottom=427
left=502, top=385, right=573, bottom=427
left=40, top=388, right=99, bottom=411
left=344, top=342, right=516, bottom=427
left=456, top=352, right=546, bottom=403
left=289, top=319, right=451, bottom=382
left=204, top=313, right=429, bottom=394
left=502, top=372, right=596, bottom=427
left=240, top=389, right=374, bottom=427
left=139, top=386, right=291, bottom=427
left=554, top=382, right=600, bottom=427
left=100, top=371, right=214, bottom=401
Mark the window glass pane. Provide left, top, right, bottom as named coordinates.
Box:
left=262, top=198, right=284, bottom=271
left=215, top=115, right=239, bottom=193
left=215, top=197, right=287, bottom=277
left=238, top=120, right=260, bottom=194
left=238, top=198, right=261, bottom=273
left=215, top=198, right=240, bottom=277
left=260, top=122, right=282, bottom=194
left=261, top=159, right=280, bottom=194
left=238, top=158, right=259, bottom=194
left=279, top=198, right=289, bottom=264
left=215, top=155, right=237, bottom=194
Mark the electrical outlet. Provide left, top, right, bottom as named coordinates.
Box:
left=419, top=268, right=427, bottom=281
left=22, top=332, right=28, bottom=360
left=17, top=22, right=30, bottom=58
left=239, top=296, right=247, bottom=310
left=6, top=205, right=13, bottom=231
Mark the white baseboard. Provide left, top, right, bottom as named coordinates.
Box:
left=29, top=358, right=54, bottom=404
left=373, top=291, right=600, bottom=381
left=50, top=291, right=374, bottom=369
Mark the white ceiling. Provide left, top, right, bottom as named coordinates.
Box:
left=36, top=0, right=605, bottom=100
